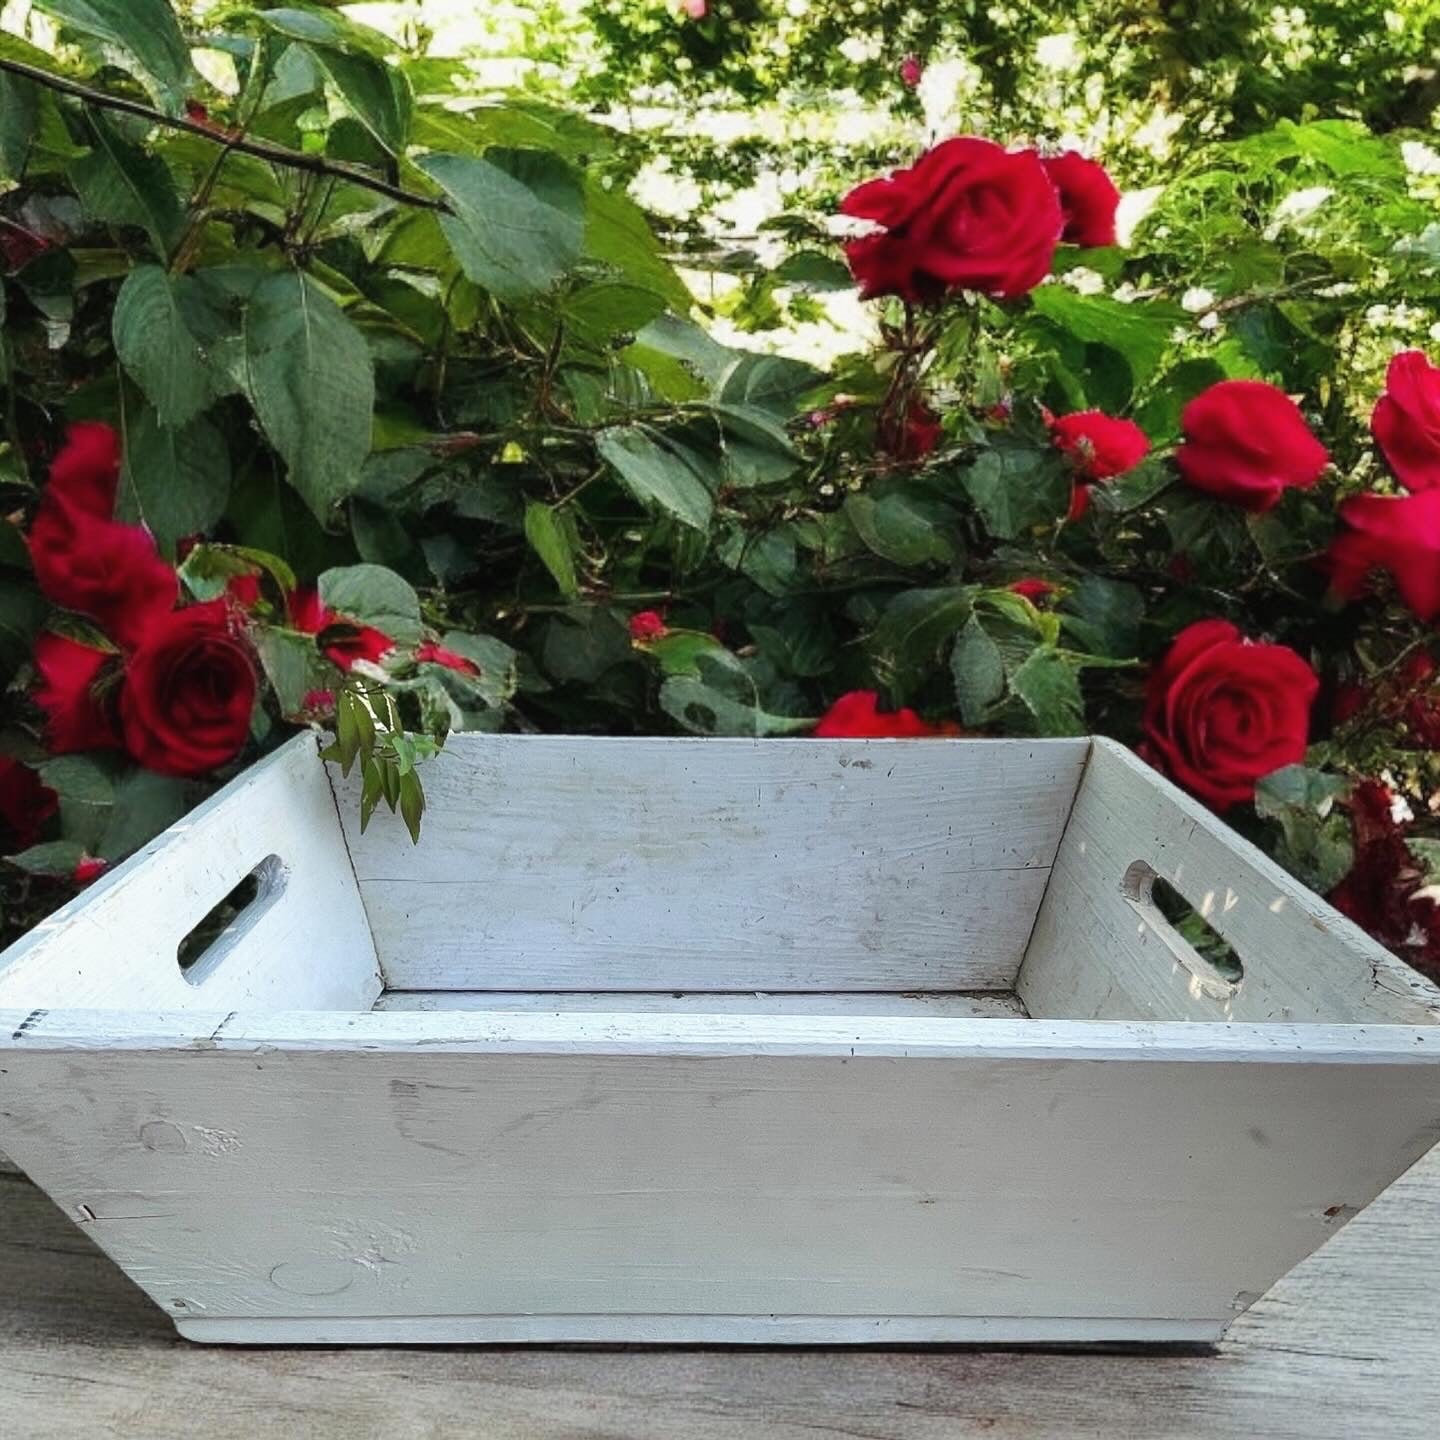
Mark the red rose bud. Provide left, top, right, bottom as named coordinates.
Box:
left=1067, top=484, right=1092, bottom=522
left=32, top=633, right=122, bottom=754
left=74, top=855, right=108, bottom=885
left=302, top=689, right=337, bottom=714
left=1177, top=380, right=1329, bottom=511
left=225, top=572, right=263, bottom=610
left=899, top=54, right=924, bottom=88
left=815, top=690, right=961, bottom=739
left=119, top=602, right=256, bottom=778
left=1040, top=151, right=1121, bottom=248
left=1329, top=488, right=1440, bottom=621
left=1050, top=410, right=1149, bottom=482
left=882, top=399, right=944, bottom=461
left=681, top=0, right=707, bottom=16
left=1371, top=350, right=1440, bottom=492
left=0, top=757, right=58, bottom=856
left=839, top=138, right=1063, bottom=302
left=1141, top=619, right=1318, bottom=812
left=1330, top=681, right=1368, bottom=728
left=416, top=641, right=480, bottom=676
left=628, top=610, right=669, bottom=643
left=1008, top=578, right=1056, bottom=603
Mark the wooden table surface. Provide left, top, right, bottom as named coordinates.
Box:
left=2, top=1153, right=1437, bottom=1439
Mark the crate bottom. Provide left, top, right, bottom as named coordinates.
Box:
left=371, top=990, right=1031, bottom=1019
left=174, top=1314, right=1227, bottom=1346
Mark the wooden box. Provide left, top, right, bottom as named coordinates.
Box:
left=3, top=733, right=1439, bottom=1346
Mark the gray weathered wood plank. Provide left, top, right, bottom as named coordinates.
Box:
left=1, top=1149, right=1437, bottom=1437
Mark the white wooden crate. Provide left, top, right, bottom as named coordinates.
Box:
left=2, top=733, right=1438, bottom=1347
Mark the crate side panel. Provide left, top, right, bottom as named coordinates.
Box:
left=0, top=736, right=380, bottom=1013
left=5, top=1040, right=1438, bottom=1330
left=335, top=736, right=1088, bottom=992
left=1018, top=740, right=1440, bottom=1025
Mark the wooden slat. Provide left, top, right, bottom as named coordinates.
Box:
left=333, top=735, right=1089, bottom=992
left=5, top=1149, right=1440, bottom=1436
left=1017, top=739, right=1440, bottom=1025
left=4, top=1012, right=1438, bottom=1339
left=0, top=735, right=381, bottom=1014
left=373, top=990, right=1031, bottom=1018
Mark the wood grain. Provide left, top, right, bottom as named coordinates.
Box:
left=5, top=1013, right=1438, bottom=1339
left=0, top=735, right=380, bottom=1014
left=332, top=735, right=1089, bottom=992
left=1018, top=739, right=1440, bottom=1025
left=374, top=990, right=1032, bottom=1018
left=2, top=1150, right=1439, bottom=1438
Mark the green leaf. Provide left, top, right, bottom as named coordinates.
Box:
left=98, top=768, right=190, bottom=862
left=659, top=653, right=812, bottom=737
left=846, top=491, right=955, bottom=567
left=418, top=149, right=585, bottom=300
left=69, top=113, right=183, bottom=260
left=35, top=0, right=192, bottom=114
left=1256, top=764, right=1355, bottom=893
left=113, top=266, right=212, bottom=429
left=961, top=445, right=1070, bottom=540
left=597, top=425, right=714, bottom=531
left=304, top=44, right=412, bottom=156
left=868, top=586, right=975, bottom=698
left=712, top=405, right=800, bottom=487
left=645, top=630, right=726, bottom=677
left=1060, top=575, right=1143, bottom=660
left=524, top=501, right=581, bottom=597
left=562, top=281, right=667, bottom=347
left=950, top=616, right=1006, bottom=725
left=8, top=839, right=86, bottom=877
left=240, top=271, right=376, bottom=523
left=1256, top=765, right=1351, bottom=819
left=319, top=563, right=421, bottom=645
left=0, top=73, right=38, bottom=180
left=118, top=407, right=231, bottom=559
left=433, top=630, right=519, bottom=710
left=1030, top=287, right=1182, bottom=385
left=398, top=768, right=425, bottom=843
left=0, top=579, right=49, bottom=676
left=1010, top=649, right=1086, bottom=736
left=717, top=353, right=824, bottom=417
left=254, top=628, right=322, bottom=716
left=583, top=176, right=692, bottom=312
left=39, top=754, right=114, bottom=850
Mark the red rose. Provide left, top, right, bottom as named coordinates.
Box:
left=1040, top=151, right=1121, bottom=248
left=1398, top=652, right=1440, bottom=748
left=33, top=633, right=122, bottom=753
left=1067, top=483, right=1092, bottom=522
left=1372, top=350, right=1440, bottom=491
left=1141, top=619, right=1318, bottom=811
left=74, top=854, right=108, bottom=885
left=48, top=422, right=121, bottom=517
left=0, top=757, right=58, bottom=855
left=899, top=55, right=924, bottom=88
left=1329, top=489, right=1440, bottom=621
left=416, top=641, right=480, bottom=676
left=225, top=572, right=263, bottom=610
left=815, top=690, right=961, bottom=738
left=288, top=588, right=394, bottom=671
left=1050, top=410, right=1149, bottom=481
left=29, top=504, right=178, bottom=649
left=1009, top=578, right=1056, bottom=603
left=840, top=138, right=1063, bottom=302
left=628, top=610, right=669, bottom=643
left=1176, top=381, right=1329, bottom=511
left=881, top=399, right=944, bottom=461
left=119, top=603, right=257, bottom=778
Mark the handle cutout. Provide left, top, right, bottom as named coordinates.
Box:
left=1121, top=861, right=1243, bottom=999
left=178, top=855, right=287, bottom=985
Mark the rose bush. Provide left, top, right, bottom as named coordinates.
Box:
left=1, top=3, right=1440, bottom=987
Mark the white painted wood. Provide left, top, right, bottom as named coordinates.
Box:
left=6, top=1150, right=1440, bottom=1438
left=172, top=1315, right=1225, bottom=1345
left=4, top=1010, right=1439, bottom=1341
left=0, top=734, right=381, bottom=1014
left=373, top=989, right=1031, bottom=1018
left=1017, top=739, right=1440, bottom=1025
left=332, top=736, right=1089, bottom=992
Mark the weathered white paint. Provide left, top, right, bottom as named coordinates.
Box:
left=2, top=733, right=1439, bottom=1347
left=4, top=1016, right=1439, bottom=1341
left=0, top=735, right=380, bottom=1014
left=333, top=736, right=1089, bottom=992
left=374, top=990, right=1031, bottom=1018
left=1017, top=740, right=1440, bottom=1025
